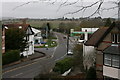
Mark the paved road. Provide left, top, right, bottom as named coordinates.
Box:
left=2, top=32, right=75, bottom=79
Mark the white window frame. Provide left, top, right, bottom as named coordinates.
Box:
left=117, top=34, right=120, bottom=43
left=112, top=55, right=119, bottom=68
left=104, top=54, right=112, bottom=66
left=112, top=33, right=119, bottom=43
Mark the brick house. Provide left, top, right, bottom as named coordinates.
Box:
left=85, top=21, right=120, bottom=79
left=2, top=23, right=35, bottom=56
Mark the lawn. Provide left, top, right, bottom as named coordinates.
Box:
left=34, top=40, right=57, bottom=48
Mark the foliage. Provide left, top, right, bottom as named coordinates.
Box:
left=5, top=28, right=27, bottom=52
left=53, top=57, right=73, bottom=74
left=2, top=50, right=20, bottom=65
left=34, top=41, right=57, bottom=48
left=104, top=18, right=112, bottom=27
left=73, top=44, right=84, bottom=72
left=85, top=67, right=96, bottom=80
left=80, top=18, right=104, bottom=28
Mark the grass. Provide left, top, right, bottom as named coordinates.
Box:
left=34, top=40, right=57, bottom=48
left=53, top=57, right=73, bottom=74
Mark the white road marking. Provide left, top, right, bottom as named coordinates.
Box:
left=50, top=34, right=59, bottom=58
left=3, top=61, right=38, bottom=74
left=11, top=73, right=23, bottom=78
left=55, top=53, right=67, bottom=61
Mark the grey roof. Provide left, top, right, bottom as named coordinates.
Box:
left=103, top=45, right=120, bottom=55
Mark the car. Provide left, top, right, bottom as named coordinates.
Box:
left=67, top=50, right=73, bottom=55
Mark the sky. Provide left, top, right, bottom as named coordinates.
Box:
left=1, top=0, right=119, bottom=19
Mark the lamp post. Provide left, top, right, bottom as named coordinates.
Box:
left=45, top=44, right=48, bottom=50
left=67, top=29, right=70, bottom=54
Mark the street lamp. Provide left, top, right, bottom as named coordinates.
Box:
left=67, top=29, right=70, bottom=54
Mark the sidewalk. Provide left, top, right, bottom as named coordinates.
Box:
left=3, top=51, right=46, bottom=68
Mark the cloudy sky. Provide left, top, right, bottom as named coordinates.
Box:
left=1, top=0, right=119, bottom=19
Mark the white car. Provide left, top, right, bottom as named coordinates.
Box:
left=67, top=50, right=73, bottom=55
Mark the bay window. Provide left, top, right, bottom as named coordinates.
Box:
left=112, top=55, right=119, bottom=68
left=104, top=54, right=120, bottom=68
left=104, top=54, right=112, bottom=66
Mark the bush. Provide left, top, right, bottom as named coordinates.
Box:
left=2, top=50, right=20, bottom=65
left=53, top=57, right=73, bottom=74
left=85, top=67, right=96, bottom=80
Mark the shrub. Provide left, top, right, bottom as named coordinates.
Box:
left=2, top=50, right=20, bottom=65
left=53, top=57, right=73, bottom=74
left=85, top=67, right=96, bottom=80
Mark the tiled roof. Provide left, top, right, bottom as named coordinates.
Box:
left=103, top=45, right=120, bottom=55
left=84, top=27, right=109, bottom=47
left=3, top=24, right=30, bottom=31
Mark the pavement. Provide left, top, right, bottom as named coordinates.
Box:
left=3, top=51, right=45, bottom=69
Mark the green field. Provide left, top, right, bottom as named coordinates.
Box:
left=27, top=20, right=81, bottom=29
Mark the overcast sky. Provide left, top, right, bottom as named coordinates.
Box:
left=1, top=0, right=119, bottom=19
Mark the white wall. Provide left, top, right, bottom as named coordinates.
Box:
left=103, top=66, right=120, bottom=79
left=83, top=45, right=95, bottom=69
left=20, top=35, right=34, bottom=56
left=81, top=28, right=99, bottom=32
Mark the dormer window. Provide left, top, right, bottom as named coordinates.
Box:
left=111, top=33, right=120, bottom=43
left=5, top=26, right=8, bottom=29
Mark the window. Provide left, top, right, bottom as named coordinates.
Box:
left=104, top=54, right=112, bottom=66
left=118, top=34, right=120, bottom=43
left=112, top=33, right=120, bottom=43
left=80, top=34, right=85, bottom=40
left=112, top=55, right=119, bottom=68
left=104, top=54, right=120, bottom=68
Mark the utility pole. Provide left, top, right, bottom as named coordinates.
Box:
left=118, top=2, right=120, bottom=21
left=67, top=29, right=70, bottom=54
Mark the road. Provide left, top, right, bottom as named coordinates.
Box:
left=2, top=32, right=75, bottom=79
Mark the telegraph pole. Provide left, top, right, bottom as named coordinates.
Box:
left=67, top=29, right=70, bottom=54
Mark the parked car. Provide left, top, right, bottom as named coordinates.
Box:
left=67, top=50, right=73, bottom=55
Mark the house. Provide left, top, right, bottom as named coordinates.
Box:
left=3, top=23, right=35, bottom=57
left=70, top=28, right=99, bottom=43
left=31, top=27, right=43, bottom=44
left=85, top=22, right=120, bottom=79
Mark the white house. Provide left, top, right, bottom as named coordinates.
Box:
left=31, top=27, right=43, bottom=45
left=3, top=24, right=35, bottom=57
left=82, top=28, right=99, bottom=70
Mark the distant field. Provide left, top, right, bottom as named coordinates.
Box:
left=2, top=18, right=104, bottom=29
left=27, top=20, right=81, bottom=29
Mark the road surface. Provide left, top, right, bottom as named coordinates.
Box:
left=2, top=32, right=75, bottom=79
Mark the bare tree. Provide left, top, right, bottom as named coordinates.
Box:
left=12, top=0, right=120, bottom=19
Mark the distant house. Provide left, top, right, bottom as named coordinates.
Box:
left=3, top=23, right=35, bottom=56
left=71, top=28, right=99, bottom=43
left=85, top=22, right=120, bottom=79
left=31, top=27, right=43, bottom=44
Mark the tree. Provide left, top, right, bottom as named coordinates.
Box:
left=73, top=44, right=84, bottom=72
left=58, top=22, right=67, bottom=33
left=5, top=28, right=27, bottom=52
left=85, top=67, right=96, bottom=80
left=104, top=18, right=112, bottom=27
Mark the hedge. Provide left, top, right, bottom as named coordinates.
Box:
left=53, top=57, right=73, bottom=74
left=2, top=50, right=20, bottom=65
